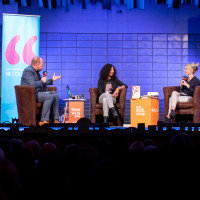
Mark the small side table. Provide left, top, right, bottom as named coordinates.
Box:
left=63, top=99, right=86, bottom=123
left=130, top=98, right=159, bottom=127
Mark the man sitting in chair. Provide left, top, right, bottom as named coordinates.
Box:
left=21, top=56, right=61, bottom=126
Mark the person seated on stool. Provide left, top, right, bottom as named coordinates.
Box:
left=166, top=62, right=200, bottom=122
left=98, top=63, right=128, bottom=123
left=21, top=56, right=61, bottom=126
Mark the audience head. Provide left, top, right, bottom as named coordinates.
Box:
left=0, top=138, right=13, bottom=159
left=128, top=140, right=145, bottom=153
left=143, top=138, right=156, bottom=147
left=0, top=148, right=5, bottom=161
left=76, top=117, right=91, bottom=132
left=0, top=159, right=22, bottom=199
left=81, top=146, right=99, bottom=161
left=24, top=140, right=41, bottom=160
left=63, top=143, right=81, bottom=156
left=169, top=133, right=189, bottom=153
left=11, top=139, right=24, bottom=154
left=40, top=142, right=58, bottom=157
left=144, top=145, right=158, bottom=152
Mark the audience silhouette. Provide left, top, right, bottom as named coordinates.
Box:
left=0, top=132, right=200, bottom=199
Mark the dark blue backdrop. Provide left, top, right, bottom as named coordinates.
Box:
left=1, top=0, right=200, bottom=123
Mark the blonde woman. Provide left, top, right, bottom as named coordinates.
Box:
left=166, top=63, right=200, bottom=122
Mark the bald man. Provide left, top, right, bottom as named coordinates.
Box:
left=21, top=57, right=61, bottom=126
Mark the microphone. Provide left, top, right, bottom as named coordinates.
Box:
left=182, top=75, right=188, bottom=81
left=180, top=75, right=188, bottom=90
left=43, top=71, right=48, bottom=77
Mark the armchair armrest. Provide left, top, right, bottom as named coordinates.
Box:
left=89, top=88, right=98, bottom=109
left=15, top=85, right=37, bottom=126
left=89, top=88, right=99, bottom=123
left=119, top=88, right=127, bottom=111
left=192, top=86, right=200, bottom=123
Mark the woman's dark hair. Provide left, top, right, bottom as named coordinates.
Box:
left=99, top=64, right=117, bottom=80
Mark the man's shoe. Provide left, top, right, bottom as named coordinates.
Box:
left=110, top=107, right=119, bottom=119
left=53, top=120, right=60, bottom=124
left=103, top=116, right=109, bottom=123
left=170, top=109, right=176, bottom=120
left=39, top=121, right=49, bottom=126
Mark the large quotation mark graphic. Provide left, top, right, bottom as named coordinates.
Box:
left=5, top=35, right=20, bottom=65
left=5, top=35, right=38, bottom=65
left=23, top=36, right=38, bottom=65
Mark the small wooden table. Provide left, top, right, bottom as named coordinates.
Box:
left=63, top=99, right=86, bottom=123
left=130, top=98, right=159, bottom=127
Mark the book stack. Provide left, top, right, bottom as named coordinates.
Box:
left=147, top=92, right=159, bottom=99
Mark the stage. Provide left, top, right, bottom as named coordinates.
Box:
left=1, top=120, right=200, bottom=138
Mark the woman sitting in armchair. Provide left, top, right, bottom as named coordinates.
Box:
left=166, top=62, right=200, bottom=122
left=98, top=63, right=128, bottom=123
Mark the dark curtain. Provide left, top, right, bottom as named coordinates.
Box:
left=2, top=0, right=10, bottom=4
left=42, top=0, right=48, bottom=8
left=15, top=0, right=21, bottom=6
left=2, top=0, right=200, bottom=10
left=102, top=0, right=111, bottom=10
left=51, top=0, right=57, bottom=8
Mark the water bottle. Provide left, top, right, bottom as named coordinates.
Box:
left=66, top=85, right=72, bottom=98
left=81, top=93, right=84, bottom=99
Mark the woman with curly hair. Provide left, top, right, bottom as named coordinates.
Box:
left=166, top=62, right=200, bottom=122
left=98, top=64, right=128, bottom=123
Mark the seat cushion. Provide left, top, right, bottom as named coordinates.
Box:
left=176, top=102, right=193, bottom=109
left=36, top=102, right=43, bottom=114
left=95, top=103, right=121, bottom=109
left=176, top=109, right=193, bottom=115
left=95, top=103, right=103, bottom=109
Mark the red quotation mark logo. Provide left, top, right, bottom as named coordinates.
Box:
left=5, top=35, right=38, bottom=65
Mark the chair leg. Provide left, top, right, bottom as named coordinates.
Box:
left=116, top=118, right=121, bottom=126
left=117, top=109, right=124, bottom=126
left=91, top=113, right=96, bottom=123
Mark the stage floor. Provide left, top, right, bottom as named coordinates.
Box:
left=1, top=122, right=200, bottom=132
left=1, top=122, right=200, bottom=150
left=0, top=126, right=195, bottom=131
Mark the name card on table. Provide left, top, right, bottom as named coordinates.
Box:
left=69, top=101, right=84, bottom=123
